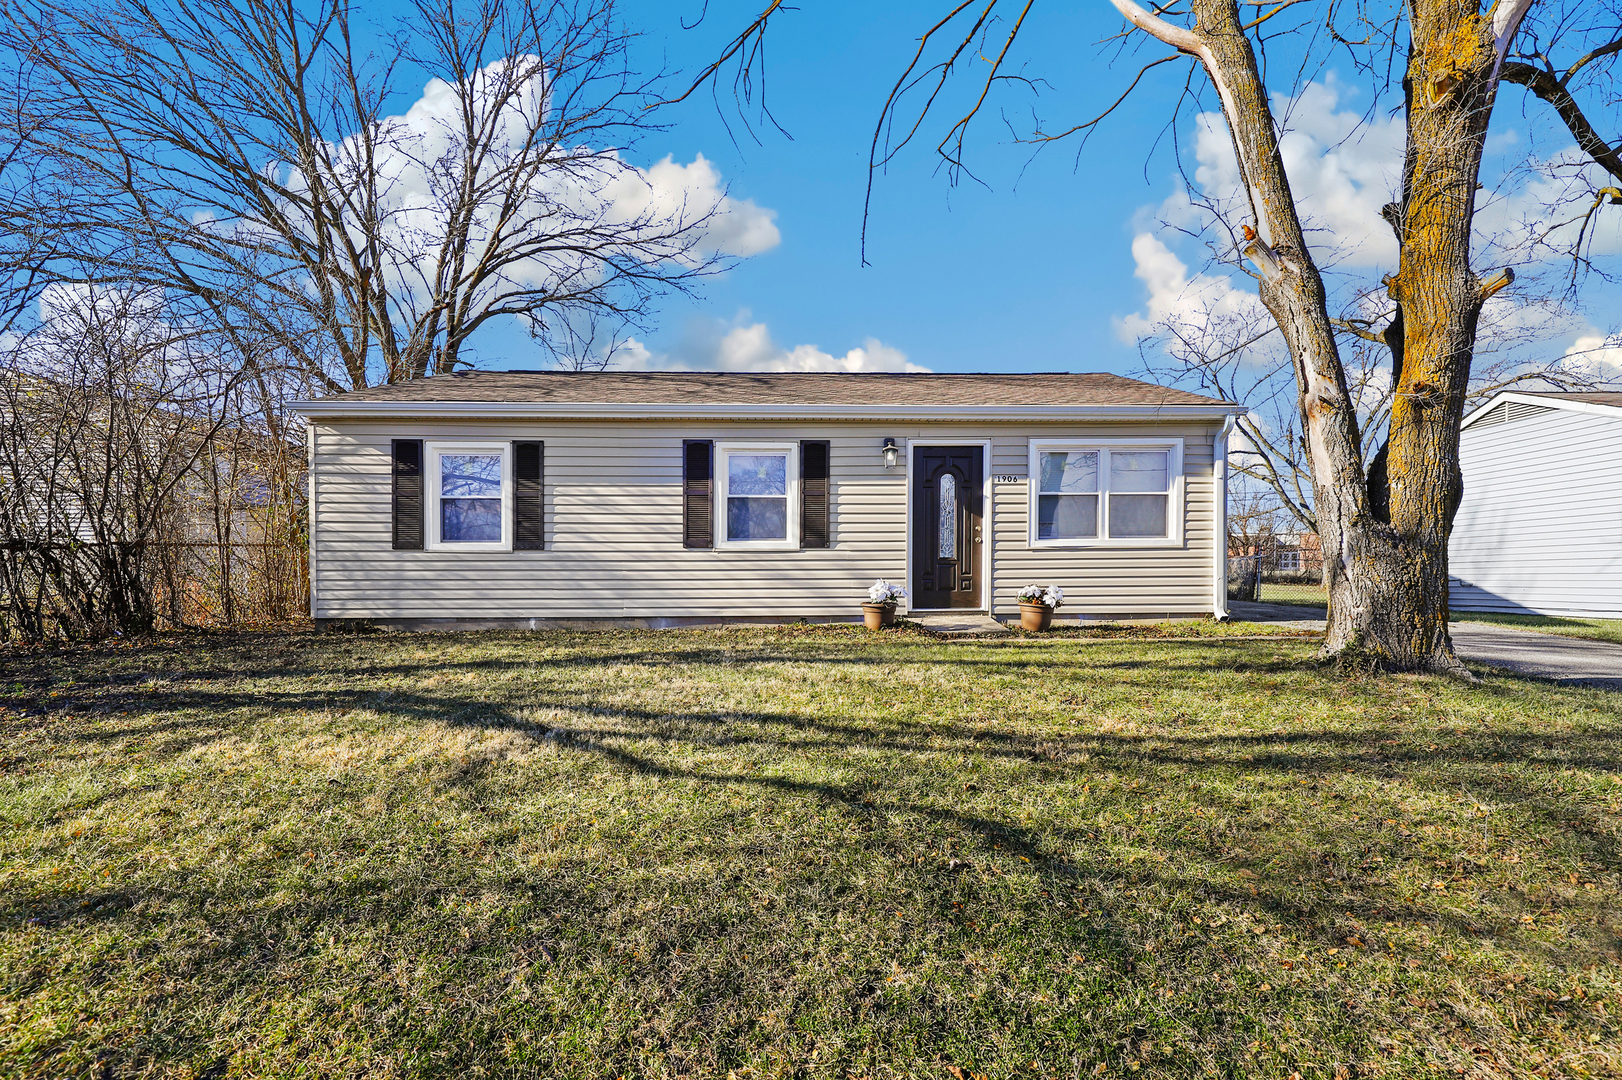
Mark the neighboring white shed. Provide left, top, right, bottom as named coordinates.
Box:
left=1449, top=391, right=1622, bottom=618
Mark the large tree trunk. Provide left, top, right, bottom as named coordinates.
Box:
left=1157, top=0, right=1510, bottom=674
left=1330, top=2, right=1502, bottom=675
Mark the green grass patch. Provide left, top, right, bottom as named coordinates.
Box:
left=1256, top=583, right=1329, bottom=608
left=1450, top=611, right=1622, bottom=646
left=2, top=627, right=1619, bottom=1078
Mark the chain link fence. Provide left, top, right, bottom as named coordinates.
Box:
left=1228, top=546, right=1327, bottom=608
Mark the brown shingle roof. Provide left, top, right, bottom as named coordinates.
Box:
left=1513, top=391, right=1622, bottom=408
left=316, top=371, right=1232, bottom=408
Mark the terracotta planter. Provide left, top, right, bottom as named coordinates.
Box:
left=862, top=602, right=897, bottom=630
left=1019, top=602, right=1053, bottom=632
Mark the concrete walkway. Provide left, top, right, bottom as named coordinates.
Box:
left=1228, top=601, right=1622, bottom=690
left=912, top=612, right=1011, bottom=637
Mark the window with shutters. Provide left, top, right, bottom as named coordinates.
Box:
left=1027, top=438, right=1183, bottom=548
left=424, top=440, right=513, bottom=551
left=715, top=442, right=800, bottom=549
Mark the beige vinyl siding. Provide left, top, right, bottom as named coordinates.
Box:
left=311, top=419, right=1220, bottom=621
left=988, top=427, right=1216, bottom=617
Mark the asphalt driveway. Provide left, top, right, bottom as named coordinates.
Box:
left=1228, top=601, right=1622, bottom=690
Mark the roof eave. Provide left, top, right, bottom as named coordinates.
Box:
left=1461, top=390, right=1622, bottom=429
left=286, top=400, right=1244, bottom=422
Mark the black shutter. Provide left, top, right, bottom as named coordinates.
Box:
left=683, top=440, right=713, bottom=549
left=800, top=440, right=830, bottom=548
left=514, top=441, right=544, bottom=550
left=391, top=439, right=424, bottom=550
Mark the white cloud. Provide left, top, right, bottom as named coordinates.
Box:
left=1475, top=148, right=1622, bottom=261
left=615, top=154, right=779, bottom=258
left=612, top=316, right=926, bottom=373
left=1559, top=330, right=1622, bottom=382
left=1164, top=77, right=1622, bottom=273
left=1114, top=232, right=1263, bottom=343
left=1172, top=78, right=1405, bottom=268
left=276, top=58, right=779, bottom=306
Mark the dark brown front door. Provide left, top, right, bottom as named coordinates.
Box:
left=913, top=446, right=983, bottom=609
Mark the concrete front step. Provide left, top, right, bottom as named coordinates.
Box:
left=913, top=612, right=1011, bottom=637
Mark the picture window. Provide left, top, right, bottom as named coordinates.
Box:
left=1029, top=440, right=1181, bottom=546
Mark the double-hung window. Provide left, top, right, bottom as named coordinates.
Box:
left=1028, top=439, right=1182, bottom=546
left=425, top=440, right=512, bottom=550
left=715, top=441, right=799, bottom=549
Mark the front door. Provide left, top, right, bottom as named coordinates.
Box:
left=912, top=446, right=984, bottom=609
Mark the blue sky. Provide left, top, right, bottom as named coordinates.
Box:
left=400, top=1, right=1621, bottom=380
left=621, top=2, right=1185, bottom=376
left=427, top=0, right=1207, bottom=376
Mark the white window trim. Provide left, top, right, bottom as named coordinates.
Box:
left=1027, top=437, right=1184, bottom=548
left=425, top=439, right=513, bottom=552
left=715, top=440, right=800, bottom=550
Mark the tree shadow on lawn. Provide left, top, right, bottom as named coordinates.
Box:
left=17, top=634, right=1622, bottom=837
left=7, top=632, right=1621, bottom=1074
left=1, top=627, right=1321, bottom=701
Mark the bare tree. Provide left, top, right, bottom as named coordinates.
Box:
left=676, top=0, right=1622, bottom=674
left=0, top=0, right=738, bottom=391
left=0, top=0, right=760, bottom=636
left=0, top=282, right=242, bottom=636
left=1139, top=280, right=1613, bottom=544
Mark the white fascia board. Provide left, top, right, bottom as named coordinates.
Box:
left=288, top=400, right=1247, bottom=423
left=1462, top=391, right=1622, bottom=429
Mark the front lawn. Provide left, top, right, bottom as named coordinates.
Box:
left=1450, top=611, right=1622, bottom=647
left=2, top=627, right=1618, bottom=1079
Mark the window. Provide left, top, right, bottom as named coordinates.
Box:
left=1029, top=439, right=1181, bottom=546
left=1036, top=450, right=1099, bottom=540
left=1278, top=550, right=1301, bottom=572
left=425, top=441, right=512, bottom=550
left=715, top=442, right=799, bottom=549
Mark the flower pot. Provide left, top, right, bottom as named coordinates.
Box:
left=862, top=602, right=897, bottom=630
left=1019, top=602, right=1053, bottom=632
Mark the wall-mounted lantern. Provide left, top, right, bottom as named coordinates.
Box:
left=881, top=438, right=900, bottom=469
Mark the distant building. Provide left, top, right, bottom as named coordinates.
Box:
left=1449, top=391, right=1622, bottom=619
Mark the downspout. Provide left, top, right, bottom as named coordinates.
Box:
left=1213, top=414, right=1236, bottom=620
left=307, top=423, right=318, bottom=621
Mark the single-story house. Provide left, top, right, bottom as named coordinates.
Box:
left=1449, top=390, right=1622, bottom=619
left=290, top=371, right=1243, bottom=628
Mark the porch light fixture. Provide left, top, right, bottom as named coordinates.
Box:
left=881, top=438, right=900, bottom=469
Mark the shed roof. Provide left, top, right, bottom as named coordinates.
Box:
left=1461, top=389, right=1622, bottom=430
left=1509, top=391, right=1622, bottom=408
left=309, top=370, right=1229, bottom=407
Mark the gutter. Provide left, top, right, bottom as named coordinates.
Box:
left=306, top=423, right=317, bottom=620
left=287, top=400, right=1247, bottom=423
left=1212, top=414, right=1236, bottom=621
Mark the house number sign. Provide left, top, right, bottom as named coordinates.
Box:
left=992, top=474, right=1023, bottom=484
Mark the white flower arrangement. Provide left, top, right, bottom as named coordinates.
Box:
left=866, top=578, right=908, bottom=606
left=1017, top=583, right=1065, bottom=609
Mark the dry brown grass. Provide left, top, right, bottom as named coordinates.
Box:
left=1, top=625, right=1618, bottom=1078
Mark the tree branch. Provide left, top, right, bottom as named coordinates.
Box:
left=1330, top=317, right=1388, bottom=343
left=654, top=0, right=788, bottom=108
left=1489, top=0, right=1538, bottom=78
left=1500, top=58, right=1622, bottom=183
